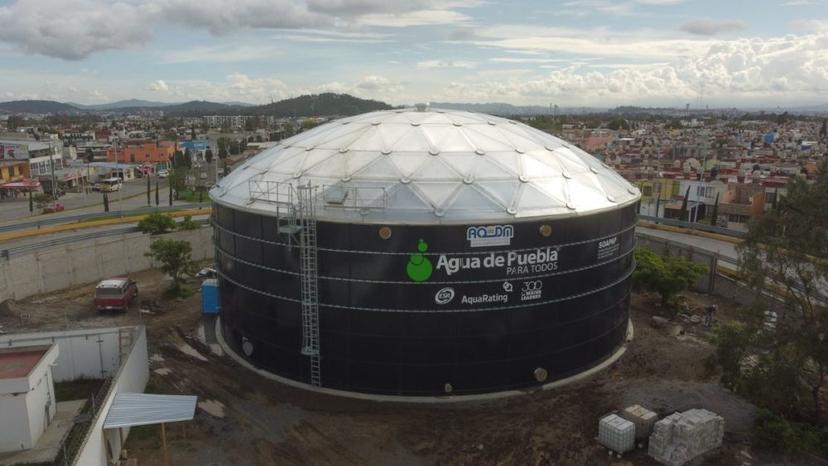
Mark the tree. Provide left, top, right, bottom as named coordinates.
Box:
left=168, top=168, right=186, bottom=200
left=84, top=147, right=94, bottom=163
left=145, top=239, right=194, bottom=293
left=632, top=247, right=707, bottom=308
left=137, top=212, right=176, bottom=235
left=172, top=150, right=190, bottom=169
left=679, top=186, right=691, bottom=221
left=32, top=192, right=52, bottom=210
left=177, top=215, right=199, bottom=231
left=730, top=161, right=828, bottom=423
left=820, top=119, right=827, bottom=139
left=709, top=192, right=719, bottom=226
left=607, top=118, right=629, bottom=130
left=217, top=137, right=229, bottom=159
left=228, top=139, right=240, bottom=155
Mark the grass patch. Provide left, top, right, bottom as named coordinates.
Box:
left=125, top=424, right=162, bottom=449
left=175, top=190, right=211, bottom=203
left=54, top=378, right=104, bottom=402
left=162, top=285, right=196, bottom=300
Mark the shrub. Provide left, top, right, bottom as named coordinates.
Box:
left=633, top=247, right=708, bottom=309
left=177, top=215, right=199, bottom=231
left=137, top=212, right=176, bottom=235
left=753, top=409, right=827, bottom=455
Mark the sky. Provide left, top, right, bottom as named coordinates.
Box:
left=0, top=0, right=826, bottom=108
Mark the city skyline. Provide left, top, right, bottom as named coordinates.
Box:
left=0, top=0, right=826, bottom=107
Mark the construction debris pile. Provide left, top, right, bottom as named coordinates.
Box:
left=648, top=409, right=725, bottom=466
left=598, top=406, right=724, bottom=465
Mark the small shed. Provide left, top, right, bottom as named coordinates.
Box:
left=0, top=345, right=59, bottom=453
left=104, top=393, right=197, bottom=466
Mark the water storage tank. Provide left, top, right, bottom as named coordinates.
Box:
left=210, top=108, right=640, bottom=397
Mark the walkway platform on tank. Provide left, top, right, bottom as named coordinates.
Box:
left=0, top=399, right=85, bottom=466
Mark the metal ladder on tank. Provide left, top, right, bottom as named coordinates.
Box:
left=296, top=184, right=322, bottom=387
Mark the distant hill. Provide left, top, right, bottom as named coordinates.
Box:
left=0, top=94, right=393, bottom=117
left=222, top=101, right=255, bottom=107
left=790, top=103, right=828, bottom=114
left=251, top=93, right=393, bottom=117
left=75, top=99, right=172, bottom=110
left=0, top=100, right=83, bottom=114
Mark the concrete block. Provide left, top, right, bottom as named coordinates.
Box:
left=621, top=404, right=658, bottom=440
left=599, top=414, right=635, bottom=454
left=648, top=409, right=724, bottom=466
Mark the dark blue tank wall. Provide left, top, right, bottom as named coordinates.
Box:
left=214, top=203, right=637, bottom=396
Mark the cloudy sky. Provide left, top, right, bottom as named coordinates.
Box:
left=0, top=0, right=826, bottom=107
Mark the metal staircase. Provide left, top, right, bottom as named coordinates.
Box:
left=296, top=184, right=322, bottom=387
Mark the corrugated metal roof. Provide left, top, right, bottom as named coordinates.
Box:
left=103, top=393, right=197, bottom=429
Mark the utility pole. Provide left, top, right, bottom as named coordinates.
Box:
left=49, top=144, right=57, bottom=199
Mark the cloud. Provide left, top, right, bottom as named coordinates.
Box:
left=680, top=19, right=746, bottom=36
left=462, top=25, right=714, bottom=60
left=436, top=32, right=828, bottom=105
left=357, top=9, right=471, bottom=27
left=0, top=0, right=154, bottom=60
left=0, top=0, right=474, bottom=60
left=147, top=80, right=170, bottom=92
left=417, top=59, right=477, bottom=69
left=159, top=44, right=283, bottom=64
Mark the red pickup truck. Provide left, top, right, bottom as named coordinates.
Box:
left=94, top=278, right=138, bottom=312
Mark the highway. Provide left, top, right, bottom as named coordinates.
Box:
left=0, top=178, right=184, bottom=224
left=636, top=227, right=739, bottom=263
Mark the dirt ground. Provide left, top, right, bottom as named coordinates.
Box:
left=1, top=273, right=769, bottom=466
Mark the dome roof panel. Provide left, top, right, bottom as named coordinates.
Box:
left=446, top=184, right=506, bottom=213
left=412, top=181, right=461, bottom=210
left=389, top=152, right=431, bottom=178
left=211, top=108, right=639, bottom=224
left=349, top=154, right=401, bottom=180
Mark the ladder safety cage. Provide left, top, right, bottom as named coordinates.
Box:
left=296, top=183, right=322, bottom=387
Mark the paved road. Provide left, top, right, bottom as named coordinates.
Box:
left=0, top=214, right=212, bottom=252
left=636, top=226, right=740, bottom=265
left=0, top=178, right=177, bottom=223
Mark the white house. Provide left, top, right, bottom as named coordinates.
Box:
left=0, top=345, right=59, bottom=453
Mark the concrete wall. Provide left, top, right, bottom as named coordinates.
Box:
left=73, top=326, right=149, bottom=466
left=25, top=368, right=56, bottom=450
left=0, top=394, right=30, bottom=452
left=0, top=226, right=213, bottom=302
left=0, top=328, right=124, bottom=382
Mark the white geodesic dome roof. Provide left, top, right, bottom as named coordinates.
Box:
left=210, top=108, right=640, bottom=224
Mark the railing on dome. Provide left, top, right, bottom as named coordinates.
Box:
left=247, top=178, right=389, bottom=212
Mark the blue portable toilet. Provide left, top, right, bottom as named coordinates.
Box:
left=201, top=279, right=220, bottom=315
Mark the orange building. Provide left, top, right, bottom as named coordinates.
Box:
left=108, top=141, right=175, bottom=164
left=0, top=160, right=30, bottom=184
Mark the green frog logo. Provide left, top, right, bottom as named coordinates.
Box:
left=406, top=239, right=433, bottom=282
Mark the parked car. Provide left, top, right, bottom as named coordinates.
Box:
left=42, top=202, right=64, bottom=214
left=158, top=170, right=170, bottom=178
left=94, top=277, right=138, bottom=312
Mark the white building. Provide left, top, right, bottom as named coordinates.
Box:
left=0, top=345, right=59, bottom=453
